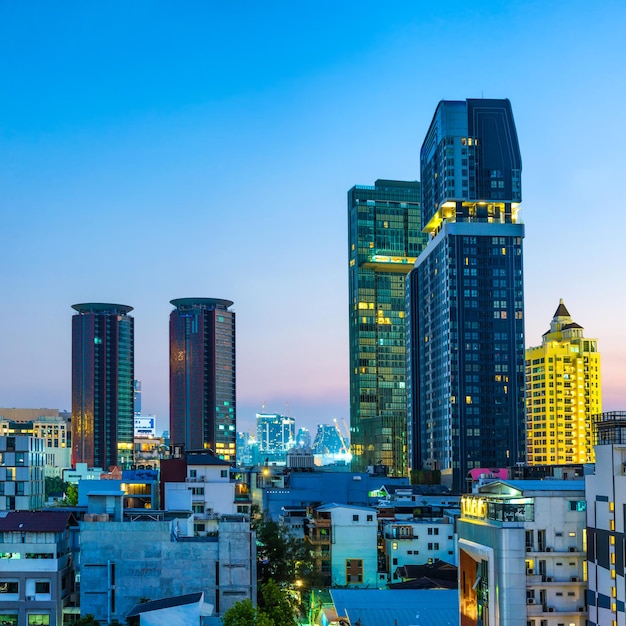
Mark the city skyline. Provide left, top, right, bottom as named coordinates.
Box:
left=2, top=2, right=625, bottom=436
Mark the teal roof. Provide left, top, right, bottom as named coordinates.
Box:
left=72, top=303, right=133, bottom=314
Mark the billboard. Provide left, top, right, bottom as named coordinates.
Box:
left=134, top=415, right=156, bottom=437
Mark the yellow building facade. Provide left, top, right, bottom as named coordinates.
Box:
left=526, top=300, right=601, bottom=465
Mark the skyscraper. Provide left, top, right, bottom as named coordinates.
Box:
left=407, top=99, right=525, bottom=492
left=348, top=180, right=427, bottom=476
left=526, top=299, right=601, bottom=465
left=169, top=298, right=236, bottom=461
left=71, top=303, right=134, bottom=469
left=256, top=413, right=295, bottom=454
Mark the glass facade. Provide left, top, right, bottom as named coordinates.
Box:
left=256, top=413, right=295, bottom=454
left=348, top=180, right=427, bottom=476
left=169, top=298, right=236, bottom=461
left=71, top=303, right=134, bottom=469
left=408, top=99, right=526, bottom=493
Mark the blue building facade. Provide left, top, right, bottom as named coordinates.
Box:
left=407, top=99, right=525, bottom=493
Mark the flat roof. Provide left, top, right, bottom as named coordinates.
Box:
left=72, top=303, right=133, bottom=314
left=170, top=298, right=233, bottom=309
left=330, top=589, right=458, bottom=626
left=479, top=479, right=585, bottom=495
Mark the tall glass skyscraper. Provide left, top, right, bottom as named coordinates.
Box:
left=348, top=180, right=427, bottom=476
left=407, top=99, right=525, bottom=493
left=169, top=298, right=236, bottom=461
left=71, top=303, right=134, bottom=469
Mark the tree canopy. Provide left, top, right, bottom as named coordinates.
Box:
left=221, top=581, right=296, bottom=626
left=255, top=516, right=319, bottom=589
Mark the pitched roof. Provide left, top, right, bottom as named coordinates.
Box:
left=562, top=322, right=583, bottom=330
left=394, top=561, right=458, bottom=582
left=0, top=510, right=72, bottom=532
left=388, top=576, right=457, bottom=590
left=553, top=299, right=570, bottom=318
left=126, top=592, right=203, bottom=617
left=185, top=452, right=232, bottom=467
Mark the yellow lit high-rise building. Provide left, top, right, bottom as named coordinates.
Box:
left=526, top=299, right=601, bottom=465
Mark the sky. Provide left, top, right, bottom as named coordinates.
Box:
left=1, top=1, right=625, bottom=436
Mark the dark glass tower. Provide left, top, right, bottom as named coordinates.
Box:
left=169, top=298, right=236, bottom=461
left=407, top=99, right=525, bottom=492
left=348, top=180, right=427, bottom=476
left=71, top=303, right=134, bottom=469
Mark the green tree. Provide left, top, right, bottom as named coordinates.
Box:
left=66, top=483, right=78, bottom=506
left=44, top=476, right=67, bottom=500
left=255, top=517, right=317, bottom=588
left=221, top=599, right=272, bottom=626
left=221, top=582, right=297, bottom=626
left=258, top=580, right=297, bottom=626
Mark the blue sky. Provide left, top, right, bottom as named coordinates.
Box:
left=1, top=1, right=625, bottom=435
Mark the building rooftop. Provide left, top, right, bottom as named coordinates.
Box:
left=330, top=589, right=458, bottom=626
left=126, top=592, right=203, bottom=617
left=379, top=483, right=452, bottom=496
left=0, top=510, right=72, bottom=532
left=316, top=502, right=376, bottom=512
left=170, top=298, right=233, bottom=310
left=71, top=303, right=133, bottom=314
left=562, top=322, right=584, bottom=330
left=553, top=298, right=571, bottom=318
left=186, top=452, right=233, bottom=467
left=478, top=479, right=585, bottom=495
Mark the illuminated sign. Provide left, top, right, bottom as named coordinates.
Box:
left=461, top=496, right=487, bottom=519
left=134, top=416, right=156, bottom=437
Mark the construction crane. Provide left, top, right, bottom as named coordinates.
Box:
left=341, top=418, right=351, bottom=443
left=333, top=418, right=350, bottom=454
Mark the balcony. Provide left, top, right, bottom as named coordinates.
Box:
left=306, top=531, right=332, bottom=545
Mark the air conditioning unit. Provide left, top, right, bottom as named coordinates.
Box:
left=548, top=607, right=555, bottom=612
left=26, top=595, right=35, bottom=601
left=546, top=576, right=553, bottom=582
left=527, top=598, right=535, bottom=605
left=578, top=607, right=585, bottom=612
left=571, top=576, right=579, bottom=582
left=546, top=547, right=553, bottom=552
left=527, top=568, right=534, bottom=575
left=526, top=546, right=532, bottom=552
left=569, top=546, right=576, bottom=552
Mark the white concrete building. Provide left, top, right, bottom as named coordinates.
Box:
left=457, top=479, right=587, bottom=626
left=164, top=453, right=241, bottom=536
left=305, top=503, right=378, bottom=588
left=586, top=440, right=626, bottom=626
left=382, top=517, right=456, bottom=583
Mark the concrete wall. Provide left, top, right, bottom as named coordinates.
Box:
left=79, top=518, right=255, bottom=623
